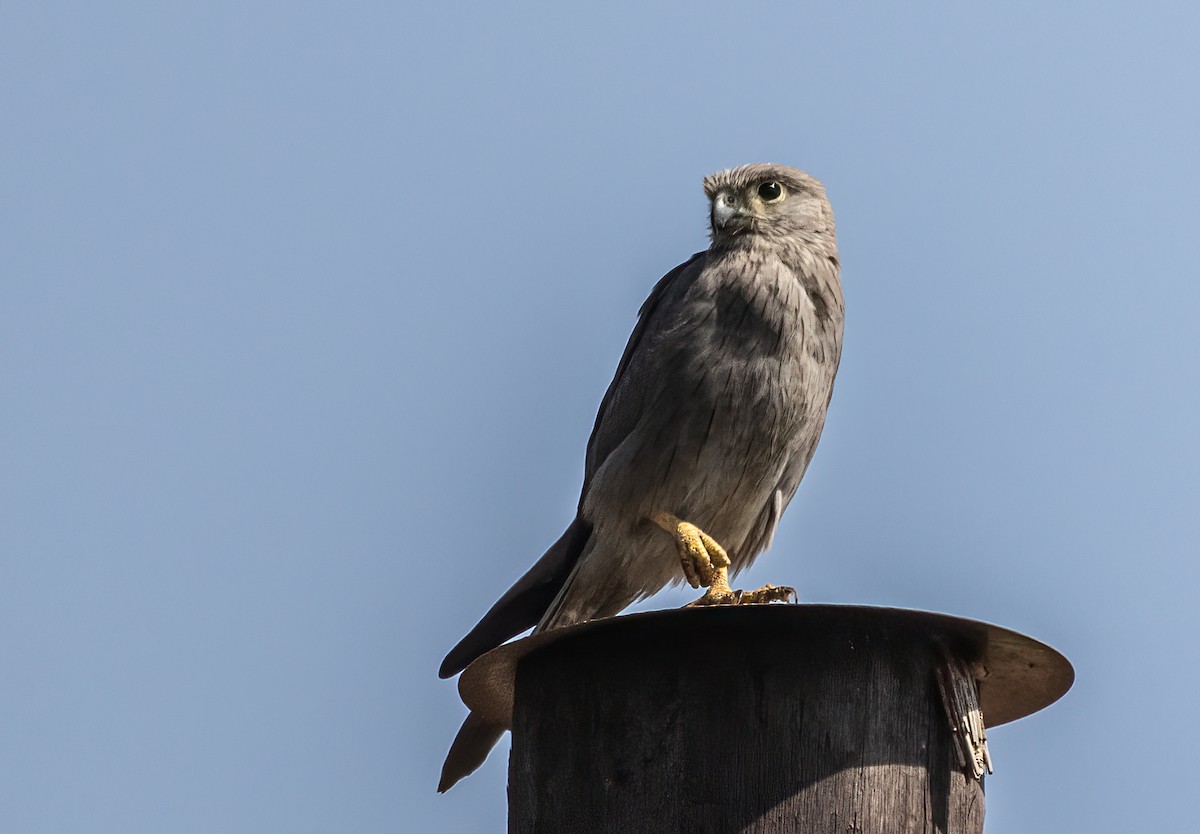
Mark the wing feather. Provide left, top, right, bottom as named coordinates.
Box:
left=579, top=251, right=706, bottom=505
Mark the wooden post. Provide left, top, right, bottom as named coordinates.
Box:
left=455, top=606, right=1071, bottom=834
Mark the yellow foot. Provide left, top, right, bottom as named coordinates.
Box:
left=650, top=511, right=730, bottom=589
left=686, top=582, right=797, bottom=607
left=649, top=511, right=798, bottom=607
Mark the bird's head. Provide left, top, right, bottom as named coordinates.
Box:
left=703, top=164, right=834, bottom=246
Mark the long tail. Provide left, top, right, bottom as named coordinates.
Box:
left=437, top=518, right=591, bottom=792
left=438, top=713, right=506, bottom=792
left=439, top=517, right=591, bottom=679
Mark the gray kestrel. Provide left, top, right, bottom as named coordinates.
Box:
left=438, top=163, right=845, bottom=791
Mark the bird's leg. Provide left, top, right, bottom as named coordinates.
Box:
left=650, top=511, right=736, bottom=603
left=650, top=512, right=796, bottom=607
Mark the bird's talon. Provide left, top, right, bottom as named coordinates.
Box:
left=653, top=511, right=728, bottom=589
left=737, top=584, right=797, bottom=605
left=686, top=582, right=796, bottom=607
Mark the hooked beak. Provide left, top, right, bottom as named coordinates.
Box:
left=712, top=191, right=746, bottom=231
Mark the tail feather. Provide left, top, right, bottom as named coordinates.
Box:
left=439, top=517, right=590, bottom=679
left=533, top=548, right=595, bottom=633
left=438, top=713, right=505, bottom=792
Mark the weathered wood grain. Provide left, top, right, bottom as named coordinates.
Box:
left=508, top=611, right=984, bottom=833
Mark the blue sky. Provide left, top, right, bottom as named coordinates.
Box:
left=3, top=2, right=1198, bottom=831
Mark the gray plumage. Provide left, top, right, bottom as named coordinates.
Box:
left=439, top=164, right=844, bottom=790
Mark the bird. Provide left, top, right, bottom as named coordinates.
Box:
left=438, top=163, right=844, bottom=791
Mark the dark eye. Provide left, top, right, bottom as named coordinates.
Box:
left=757, top=181, right=783, bottom=202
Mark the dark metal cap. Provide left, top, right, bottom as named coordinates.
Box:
left=456, top=604, right=1073, bottom=730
